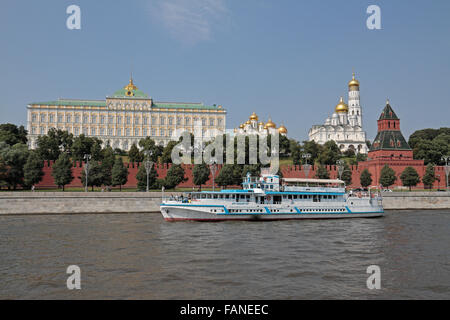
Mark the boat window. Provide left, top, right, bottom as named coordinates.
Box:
left=201, top=194, right=206, bottom=199
left=213, top=194, right=218, bottom=199
left=207, top=194, right=212, bottom=199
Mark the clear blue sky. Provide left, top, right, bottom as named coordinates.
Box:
left=1, top=0, right=449, bottom=142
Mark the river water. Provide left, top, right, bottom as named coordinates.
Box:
left=0, top=210, right=449, bottom=299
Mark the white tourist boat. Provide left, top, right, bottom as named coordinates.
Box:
left=160, top=173, right=384, bottom=222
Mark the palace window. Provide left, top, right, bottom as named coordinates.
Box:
left=126, top=116, right=131, bottom=125
left=143, top=117, right=148, bottom=125
left=160, top=117, right=165, bottom=125
left=83, top=116, right=88, bottom=123
left=135, top=128, right=139, bottom=136
left=117, top=116, right=122, bottom=124
left=152, top=117, right=156, bottom=125
left=218, top=118, right=222, bottom=125
left=91, top=128, right=96, bottom=135
left=83, top=127, right=88, bottom=135
left=100, top=128, right=105, bottom=135
left=108, top=116, right=113, bottom=124
left=177, top=117, right=182, bottom=125
left=202, top=118, right=206, bottom=126
left=123, top=141, right=128, bottom=150
left=143, top=128, right=147, bottom=136
left=75, top=115, right=80, bottom=123
left=40, top=115, right=46, bottom=122
left=135, top=117, right=140, bottom=125
left=66, top=115, right=71, bottom=123
left=210, top=119, right=214, bottom=126
left=151, top=129, right=156, bottom=136
left=185, top=118, right=190, bottom=125
left=91, top=115, right=97, bottom=124
left=108, top=128, right=113, bottom=136
left=49, top=115, right=54, bottom=123
left=161, top=128, right=165, bottom=136
left=126, top=128, right=130, bottom=136
left=40, top=127, right=45, bottom=134
left=32, top=114, right=37, bottom=122
left=100, top=116, right=105, bottom=124
left=74, top=128, right=79, bottom=135
left=32, top=127, right=36, bottom=134
left=117, top=128, right=122, bottom=136
left=169, top=117, right=173, bottom=125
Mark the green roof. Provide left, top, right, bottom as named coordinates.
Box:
left=370, top=130, right=411, bottom=151
left=379, top=103, right=399, bottom=120
left=29, top=99, right=107, bottom=107
left=153, top=102, right=221, bottom=110
left=109, top=88, right=149, bottom=99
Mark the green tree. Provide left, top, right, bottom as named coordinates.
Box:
left=341, top=163, right=352, bottom=186
left=128, top=143, right=143, bottom=163
left=139, top=137, right=163, bottom=162
left=23, top=151, right=44, bottom=188
left=136, top=163, right=158, bottom=191
left=379, top=165, right=397, bottom=188
left=317, top=140, right=341, bottom=165
left=161, top=141, right=179, bottom=164
left=360, top=169, right=373, bottom=188
left=193, top=163, right=210, bottom=190
left=216, top=164, right=237, bottom=187
left=36, top=129, right=73, bottom=160
left=52, top=153, right=74, bottom=191
left=303, top=140, right=322, bottom=163
left=315, top=164, right=330, bottom=179
left=72, top=135, right=102, bottom=162
left=400, top=166, right=421, bottom=191
left=0, top=143, right=29, bottom=190
left=79, top=162, right=105, bottom=191
left=163, top=164, right=187, bottom=189
left=0, top=124, right=28, bottom=146
left=111, top=157, right=128, bottom=191
left=422, top=163, right=436, bottom=189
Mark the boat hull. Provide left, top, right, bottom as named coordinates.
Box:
left=160, top=204, right=384, bottom=222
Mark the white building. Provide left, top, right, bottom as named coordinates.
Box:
left=234, top=112, right=288, bottom=137
left=308, top=73, right=368, bottom=154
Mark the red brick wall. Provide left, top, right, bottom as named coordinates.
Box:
left=36, top=161, right=445, bottom=190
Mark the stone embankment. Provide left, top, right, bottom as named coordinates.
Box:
left=0, top=192, right=449, bottom=215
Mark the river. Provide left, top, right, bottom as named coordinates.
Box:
left=0, top=210, right=449, bottom=299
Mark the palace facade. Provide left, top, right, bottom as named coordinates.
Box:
left=308, top=73, right=368, bottom=154
left=27, top=77, right=227, bottom=150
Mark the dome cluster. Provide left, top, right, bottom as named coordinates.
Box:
left=236, top=112, right=288, bottom=136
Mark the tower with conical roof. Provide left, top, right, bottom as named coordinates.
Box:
left=369, top=100, right=413, bottom=160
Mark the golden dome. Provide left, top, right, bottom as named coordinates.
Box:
left=239, top=123, right=244, bottom=129
left=348, top=72, right=360, bottom=87
left=258, top=122, right=264, bottom=127
left=265, top=118, right=276, bottom=128
left=249, top=112, right=259, bottom=121
left=278, top=125, right=288, bottom=134
left=245, top=120, right=251, bottom=125
left=335, top=97, right=349, bottom=113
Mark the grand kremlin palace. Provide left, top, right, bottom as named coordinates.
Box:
left=26, top=77, right=227, bottom=150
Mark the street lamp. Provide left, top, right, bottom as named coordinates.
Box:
left=84, top=154, right=91, bottom=192
left=302, top=153, right=312, bottom=178
left=442, top=156, right=450, bottom=191
left=144, top=150, right=153, bottom=192
left=209, top=159, right=217, bottom=192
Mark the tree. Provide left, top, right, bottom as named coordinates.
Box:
left=36, top=129, right=73, bottom=160
left=52, top=153, right=74, bottom=191
left=193, top=163, right=210, bottom=190
left=72, top=135, right=102, bottom=162
left=111, top=157, right=128, bottom=191
left=315, top=164, right=330, bottom=179
left=23, top=151, right=44, bottom=188
left=136, top=163, right=158, bottom=191
left=139, top=137, right=163, bottom=162
left=379, top=165, right=397, bottom=188
left=0, top=124, right=28, bottom=146
left=400, top=166, right=421, bottom=191
left=317, top=140, right=341, bottom=165
left=161, top=141, right=179, bottom=164
left=341, top=163, right=352, bottom=186
left=422, top=163, right=436, bottom=189
left=79, top=161, right=104, bottom=191
left=360, top=169, right=373, bottom=188
left=163, top=164, right=186, bottom=189
left=128, top=143, right=143, bottom=163
left=0, top=143, right=29, bottom=190
left=216, top=164, right=237, bottom=187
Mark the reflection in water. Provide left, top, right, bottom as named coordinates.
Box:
left=0, top=211, right=448, bottom=299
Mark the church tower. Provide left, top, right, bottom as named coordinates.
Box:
left=348, top=73, right=362, bottom=127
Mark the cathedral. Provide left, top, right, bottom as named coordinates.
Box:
left=308, top=73, right=368, bottom=154
left=234, top=112, right=288, bottom=137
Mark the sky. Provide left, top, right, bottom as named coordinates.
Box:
left=1, top=0, right=449, bottom=142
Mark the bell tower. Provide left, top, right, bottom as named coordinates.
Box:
left=348, top=72, right=362, bottom=127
